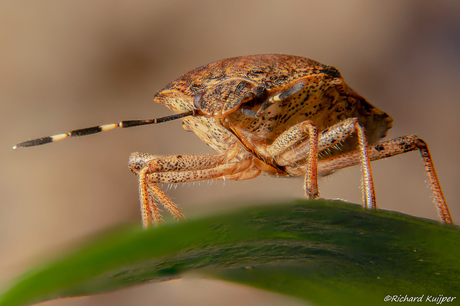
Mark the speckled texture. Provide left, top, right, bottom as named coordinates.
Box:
left=154, top=54, right=393, bottom=168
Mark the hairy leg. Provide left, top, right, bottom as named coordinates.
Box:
left=313, top=136, right=452, bottom=224
left=273, top=118, right=376, bottom=209
left=132, top=152, right=254, bottom=227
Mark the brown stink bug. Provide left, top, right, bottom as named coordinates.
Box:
left=14, top=54, right=453, bottom=227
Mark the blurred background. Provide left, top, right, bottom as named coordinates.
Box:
left=1, top=1, right=459, bottom=305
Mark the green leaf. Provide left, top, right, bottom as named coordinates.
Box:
left=0, top=200, right=459, bottom=306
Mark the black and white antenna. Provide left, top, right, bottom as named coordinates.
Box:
left=13, top=110, right=197, bottom=149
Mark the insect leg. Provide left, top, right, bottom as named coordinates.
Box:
left=281, top=118, right=376, bottom=209
left=147, top=183, right=184, bottom=224
left=146, top=158, right=253, bottom=184
left=138, top=167, right=155, bottom=228
left=131, top=149, right=251, bottom=228
left=303, top=123, right=319, bottom=199
left=315, top=135, right=453, bottom=224
left=143, top=158, right=253, bottom=226
left=252, top=120, right=320, bottom=199
left=278, top=118, right=361, bottom=165
left=215, top=164, right=262, bottom=181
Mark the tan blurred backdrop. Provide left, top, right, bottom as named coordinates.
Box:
left=1, top=1, right=459, bottom=305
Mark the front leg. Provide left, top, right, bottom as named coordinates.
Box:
left=128, top=149, right=255, bottom=228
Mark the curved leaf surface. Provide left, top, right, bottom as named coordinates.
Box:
left=0, top=200, right=458, bottom=306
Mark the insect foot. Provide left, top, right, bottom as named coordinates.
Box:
left=14, top=54, right=453, bottom=227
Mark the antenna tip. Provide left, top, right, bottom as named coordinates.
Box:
left=12, top=145, right=18, bottom=149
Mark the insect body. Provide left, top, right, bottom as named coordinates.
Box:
left=14, top=54, right=453, bottom=227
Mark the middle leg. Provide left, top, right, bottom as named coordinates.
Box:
left=252, top=120, right=320, bottom=198
left=279, top=118, right=376, bottom=209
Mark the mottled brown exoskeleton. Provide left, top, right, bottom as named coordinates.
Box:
left=14, top=54, right=453, bottom=227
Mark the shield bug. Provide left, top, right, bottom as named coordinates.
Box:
left=14, top=54, right=453, bottom=227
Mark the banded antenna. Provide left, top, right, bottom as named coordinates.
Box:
left=13, top=110, right=198, bottom=149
